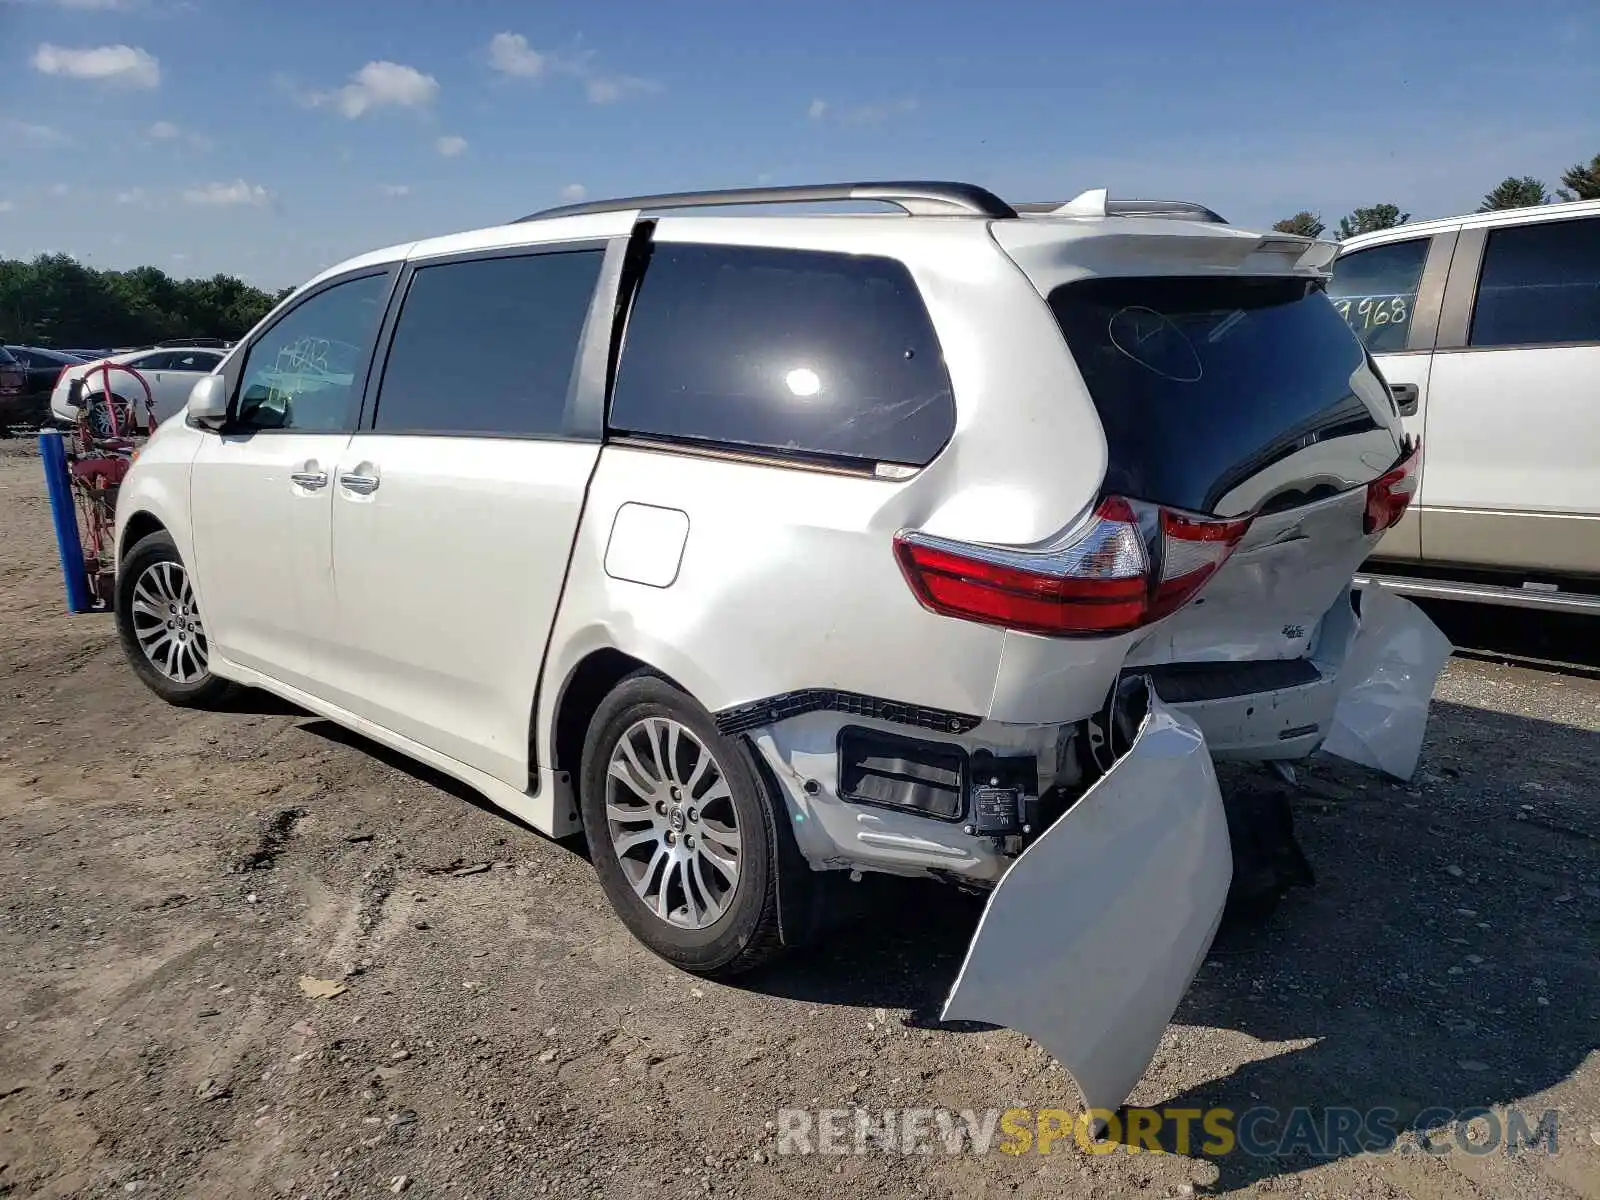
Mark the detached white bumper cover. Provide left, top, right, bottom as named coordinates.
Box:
left=942, top=689, right=1231, bottom=1116
left=1321, top=587, right=1452, bottom=782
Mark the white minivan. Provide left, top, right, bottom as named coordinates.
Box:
left=110, top=182, right=1447, bottom=1115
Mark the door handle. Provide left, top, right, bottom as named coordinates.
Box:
left=340, top=470, right=380, bottom=495
left=1389, top=383, right=1420, bottom=417
left=290, top=466, right=328, bottom=490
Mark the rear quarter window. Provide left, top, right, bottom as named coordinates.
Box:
left=609, top=243, right=954, bottom=467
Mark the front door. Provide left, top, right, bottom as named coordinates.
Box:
left=148, top=352, right=223, bottom=422
left=1422, top=214, right=1600, bottom=574
left=322, top=242, right=615, bottom=787
left=187, top=270, right=393, bottom=690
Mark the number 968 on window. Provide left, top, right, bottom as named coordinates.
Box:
left=1333, top=293, right=1410, bottom=332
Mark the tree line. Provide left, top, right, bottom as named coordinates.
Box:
left=1272, top=152, right=1600, bottom=240
left=5, top=151, right=1599, bottom=347
left=0, top=253, right=292, bottom=349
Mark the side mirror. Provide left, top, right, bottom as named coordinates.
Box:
left=186, top=374, right=229, bottom=427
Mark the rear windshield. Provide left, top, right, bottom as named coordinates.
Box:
left=1047, top=276, right=1400, bottom=516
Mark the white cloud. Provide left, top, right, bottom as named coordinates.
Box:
left=486, top=32, right=657, bottom=104
left=183, top=179, right=271, bottom=207
left=115, top=187, right=145, bottom=204
left=0, top=200, right=15, bottom=214
left=585, top=74, right=656, bottom=104
left=846, top=97, right=918, bottom=124
left=48, top=183, right=69, bottom=197
left=146, top=119, right=212, bottom=149
left=2, top=115, right=71, bottom=147
left=560, top=183, right=586, bottom=202
left=302, top=61, right=438, bottom=118
left=31, top=43, right=160, bottom=88
left=379, top=183, right=411, bottom=197
left=488, top=32, right=545, bottom=78
left=2, top=0, right=147, bottom=9
left=435, top=134, right=467, bottom=158
left=808, top=96, right=918, bottom=125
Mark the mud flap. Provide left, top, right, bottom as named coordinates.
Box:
left=1321, top=586, right=1451, bottom=782
left=941, top=679, right=1232, bottom=1116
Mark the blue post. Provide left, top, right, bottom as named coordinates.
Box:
left=39, top=429, right=93, bottom=614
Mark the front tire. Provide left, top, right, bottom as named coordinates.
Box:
left=580, top=672, right=787, bottom=977
left=116, top=531, right=232, bottom=708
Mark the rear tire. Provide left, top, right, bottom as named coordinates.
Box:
left=84, top=393, right=133, bottom=439
left=116, top=531, right=233, bottom=708
left=579, top=672, right=788, bottom=978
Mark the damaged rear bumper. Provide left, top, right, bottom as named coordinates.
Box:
left=942, top=678, right=1232, bottom=1116
left=940, top=590, right=1448, bottom=1115
left=1148, top=586, right=1450, bottom=781
left=1321, top=585, right=1452, bottom=781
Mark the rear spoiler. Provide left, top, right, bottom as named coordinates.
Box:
left=1014, top=189, right=1227, bottom=224
left=1016, top=189, right=1339, bottom=275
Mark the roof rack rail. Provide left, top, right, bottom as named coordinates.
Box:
left=516, top=181, right=1018, bottom=223
left=1014, top=197, right=1228, bottom=223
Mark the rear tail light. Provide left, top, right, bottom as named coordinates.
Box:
left=1150, top=508, right=1253, bottom=619
left=1364, top=440, right=1422, bottom=535
left=893, top=496, right=1252, bottom=637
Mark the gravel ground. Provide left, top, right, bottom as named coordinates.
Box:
left=0, top=438, right=1596, bottom=1199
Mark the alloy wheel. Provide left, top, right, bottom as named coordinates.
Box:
left=604, top=717, right=742, bottom=929
left=129, top=559, right=210, bottom=684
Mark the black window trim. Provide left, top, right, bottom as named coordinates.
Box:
left=358, top=237, right=627, bottom=442
left=1439, top=215, right=1600, bottom=353
left=209, top=262, right=404, bottom=438
left=608, top=431, right=897, bottom=479
left=603, top=235, right=955, bottom=474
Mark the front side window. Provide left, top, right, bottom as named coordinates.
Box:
left=609, top=243, right=955, bottom=467
left=234, top=272, right=389, bottom=432
left=373, top=248, right=604, bottom=437
left=1327, top=237, right=1430, bottom=353
left=1470, top=216, right=1600, bottom=348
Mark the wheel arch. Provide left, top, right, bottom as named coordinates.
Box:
left=545, top=647, right=697, bottom=815
left=118, top=509, right=168, bottom=563
left=541, top=640, right=820, bottom=955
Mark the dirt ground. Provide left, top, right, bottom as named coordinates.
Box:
left=0, top=437, right=1596, bottom=1199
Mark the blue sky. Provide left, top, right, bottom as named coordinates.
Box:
left=1, top=0, right=1596, bottom=290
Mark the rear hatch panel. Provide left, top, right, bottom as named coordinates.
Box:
left=992, top=218, right=1407, bottom=666
left=1124, top=486, right=1377, bottom=666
